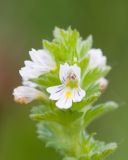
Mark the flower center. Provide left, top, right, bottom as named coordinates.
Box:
left=65, top=90, right=71, bottom=98
left=66, top=72, right=79, bottom=88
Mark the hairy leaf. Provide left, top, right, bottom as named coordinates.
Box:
left=82, top=66, right=111, bottom=88
left=83, top=101, right=118, bottom=127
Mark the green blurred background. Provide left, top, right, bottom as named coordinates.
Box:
left=0, top=0, right=128, bottom=159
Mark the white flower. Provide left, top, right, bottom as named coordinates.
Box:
left=97, top=78, right=108, bottom=92
left=47, top=63, right=85, bottom=109
left=22, top=80, right=37, bottom=88
left=88, top=49, right=106, bottom=69
left=19, top=49, right=56, bottom=81
left=13, top=86, right=45, bottom=104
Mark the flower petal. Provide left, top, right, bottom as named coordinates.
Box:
left=72, top=88, right=86, bottom=102
left=29, top=49, right=56, bottom=69
left=59, top=63, right=70, bottom=83
left=19, top=66, right=41, bottom=80
left=22, top=81, right=37, bottom=88
left=56, top=88, right=73, bottom=109
left=88, top=49, right=106, bottom=69
left=56, top=95, right=72, bottom=109
left=70, top=64, right=81, bottom=82
left=47, top=85, right=65, bottom=100
left=19, top=49, right=56, bottom=81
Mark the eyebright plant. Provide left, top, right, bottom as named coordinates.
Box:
left=13, top=27, right=118, bottom=160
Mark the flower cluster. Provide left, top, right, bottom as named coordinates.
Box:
left=13, top=28, right=117, bottom=160
left=13, top=49, right=56, bottom=104
left=13, top=47, right=108, bottom=109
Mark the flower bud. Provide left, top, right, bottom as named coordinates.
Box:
left=13, top=86, right=45, bottom=104
left=98, top=78, right=108, bottom=92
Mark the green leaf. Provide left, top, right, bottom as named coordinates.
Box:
left=43, top=27, right=80, bottom=64
left=31, top=104, right=50, bottom=114
left=31, top=109, right=83, bottom=126
left=37, top=122, right=70, bottom=153
left=83, top=101, right=118, bottom=127
left=72, top=83, right=101, bottom=111
left=32, top=70, right=60, bottom=88
left=91, top=142, right=117, bottom=160
left=37, top=121, right=81, bottom=156
left=78, top=35, right=93, bottom=58
left=82, top=66, right=111, bottom=89
left=86, top=83, right=100, bottom=97
left=43, top=40, right=67, bottom=62
left=79, top=131, right=117, bottom=160
left=72, top=93, right=100, bottom=111
left=53, top=27, right=79, bottom=46
left=30, top=112, right=58, bottom=122
left=43, top=27, right=93, bottom=65
left=79, top=56, right=89, bottom=75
